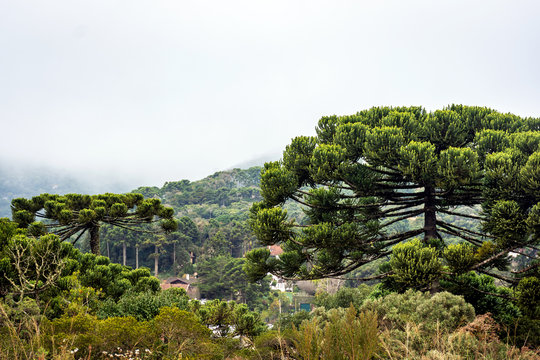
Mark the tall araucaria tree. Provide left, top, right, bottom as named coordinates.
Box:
left=11, top=193, right=177, bottom=255
left=245, top=105, right=540, bottom=289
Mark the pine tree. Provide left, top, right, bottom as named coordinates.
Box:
left=245, top=105, right=540, bottom=290
left=11, top=193, right=177, bottom=255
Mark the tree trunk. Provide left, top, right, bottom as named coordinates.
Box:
left=89, top=225, right=101, bottom=255
left=424, top=185, right=441, bottom=293
left=135, top=245, right=139, bottom=269
left=173, top=242, right=176, bottom=265
left=122, top=242, right=127, bottom=266
left=154, top=244, right=159, bottom=277
left=423, top=185, right=437, bottom=242
left=106, top=239, right=110, bottom=258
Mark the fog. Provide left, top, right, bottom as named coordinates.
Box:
left=1, top=0, right=539, bottom=188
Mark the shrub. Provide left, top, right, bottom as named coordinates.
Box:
left=152, top=306, right=220, bottom=359
left=314, top=285, right=371, bottom=310
left=290, top=305, right=380, bottom=360
left=360, top=289, right=475, bottom=333
left=97, top=288, right=190, bottom=321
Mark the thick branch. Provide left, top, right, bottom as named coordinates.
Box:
left=445, top=277, right=517, bottom=301
left=378, top=228, right=424, bottom=243
left=511, top=262, right=540, bottom=274
left=436, top=220, right=494, bottom=239
left=478, top=270, right=518, bottom=285
left=437, top=209, right=485, bottom=221
left=379, top=209, right=424, bottom=228
left=437, top=226, right=483, bottom=246
left=327, top=271, right=392, bottom=281
left=471, top=248, right=515, bottom=270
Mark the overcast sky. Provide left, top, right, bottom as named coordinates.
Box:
left=1, top=0, right=539, bottom=188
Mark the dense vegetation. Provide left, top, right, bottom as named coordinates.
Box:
left=1, top=105, right=539, bottom=359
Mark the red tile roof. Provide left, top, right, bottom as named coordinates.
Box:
left=268, top=245, right=283, bottom=257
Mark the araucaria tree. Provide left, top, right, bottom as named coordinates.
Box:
left=11, top=193, right=177, bottom=255
left=245, top=105, right=540, bottom=291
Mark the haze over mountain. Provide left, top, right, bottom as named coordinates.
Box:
left=2, top=1, right=540, bottom=192
left=0, top=161, right=130, bottom=217
left=0, top=151, right=279, bottom=218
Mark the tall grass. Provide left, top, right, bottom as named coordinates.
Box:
left=0, top=301, right=77, bottom=360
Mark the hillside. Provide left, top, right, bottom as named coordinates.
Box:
left=95, top=167, right=269, bottom=274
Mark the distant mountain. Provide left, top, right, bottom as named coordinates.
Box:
left=133, top=166, right=263, bottom=213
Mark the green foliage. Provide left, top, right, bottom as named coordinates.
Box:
left=197, top=299, right=266, bottom=339
left=198, top=256, right=271, bottom=310
left=245, top=104, right=540, bottom=305
left=387, top=239, right=442, bottom=291
left=278, top=310, right=312, bottom=331
left=483, top=200, right=528, bottom=247
left=153, top=306, right=219, bottom=359
left=290, top=306, right=380, bottom=360
left=40, top=305, right=222, bottom=360
left=11, top=192, right=177, bottom=255
left=314, top=285, right=372, bottom=310
left=441, top=272, right=521, bottom=325
left=360, top=290, right=475, bottom=333
left=443, top=243, right=477, bottom=274
left=398, top=141, right=437, bottom=183
left=0, top=232, right=75, bottom=299
left=0, top=220, right=163, bottom=320
left=517, top=276, right=540, bottom=319
left=97, top=288, right=190, bottom=321
left=244, top=248, right=275, bottom=282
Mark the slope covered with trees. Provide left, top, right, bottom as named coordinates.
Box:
left=107, top=167, right=270, bottom=275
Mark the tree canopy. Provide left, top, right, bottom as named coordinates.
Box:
left=245, top=105, right=540, bottom=291
left=10, top=193, right=177, bottom=255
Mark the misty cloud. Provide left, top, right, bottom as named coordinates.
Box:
left=1, top=0, right=539, bottom=187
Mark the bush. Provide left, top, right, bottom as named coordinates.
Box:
left=277, top=310, right=312, bottom=330
left=290, top=305, right=380, bottom=360
left=43, top=305, right=223, bottom=360
left=442, top=272, right=521, bottom=325
left=97, top=288, right=190, bottom=321
left=360, top=289, right=475, bottom=333
left=252, top=330, right=294, bottom=360
left=153, top=306, right=220, bottom=359
left=314, top=285, right=371, bottom=310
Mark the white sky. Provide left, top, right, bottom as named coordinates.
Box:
left=1, top=0, right=539, bottom=188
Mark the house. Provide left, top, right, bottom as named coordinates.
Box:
left=270, top=273, right=293, bottom=292
left=268, top=244, right=283, bottom=257
left=160, top=276, right=199, bottom=298
left=267, top=245, right=293, bottom=292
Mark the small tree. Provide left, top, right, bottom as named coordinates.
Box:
left=11, top=193, right=177, bottom=255
left=1, top=234, right=70, bottom=299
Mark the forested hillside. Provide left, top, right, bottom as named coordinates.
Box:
left=106, top=167, right=265, bottom=273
